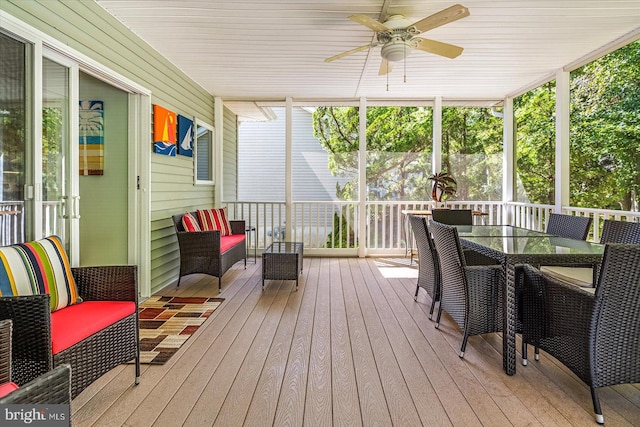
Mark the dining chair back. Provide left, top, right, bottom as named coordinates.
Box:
left=430, top=221, right=502, bottom=358
left=600, top=219, right=640, bottom=244
left=408, top=215, right=441, bottom=319
left=519, top=243, right=640, bottom=424
left=431, top=209, right=472, bottom=225
left=545, top=213, right=592, bottom=240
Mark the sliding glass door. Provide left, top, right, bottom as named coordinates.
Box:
left=0, top=31, right=79, bottom=257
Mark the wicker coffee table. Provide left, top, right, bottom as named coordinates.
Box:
left=262, top=242, right=303, bottom=290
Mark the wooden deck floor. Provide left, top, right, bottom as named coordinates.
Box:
left=71, top=257, right=640, bottom=426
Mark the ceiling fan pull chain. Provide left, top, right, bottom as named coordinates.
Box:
left=386, top=63, right=389, bottom=91
left=404, top=42, right=407, bottom=83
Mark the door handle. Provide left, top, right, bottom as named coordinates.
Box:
left=72, top=196, right=81, bottom=219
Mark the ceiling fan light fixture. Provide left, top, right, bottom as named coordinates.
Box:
left=380, top=40, right=413, bottom=62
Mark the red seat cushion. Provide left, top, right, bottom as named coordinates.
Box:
left=220, top=234, right=245, bottom=253
left=0, top=382, right=18, bottom=398
left=50, top=301, right=136, bottom=354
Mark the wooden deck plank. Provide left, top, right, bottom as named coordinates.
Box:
left=328, top=258, right=362, bottom=427
left=212, top=280, right=295, bottom=426
left=272, top=258, right=319, bottom=426
left=241, top=259, right=312, bottom=426
left=179, top=278, right=287, bottom=426
left=304, top=258, right=333, bottom=426
left=360, top=258, right=453, bottom=426
left=339, top=258, right=393, bottom=426
left=347, top=258, right=423, bottom=426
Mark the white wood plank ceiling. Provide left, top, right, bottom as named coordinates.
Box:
left=95, top=0, right=640, bottom=103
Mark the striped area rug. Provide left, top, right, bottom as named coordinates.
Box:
left=137, top=295, right=224, bottom=364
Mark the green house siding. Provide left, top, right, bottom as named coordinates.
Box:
left=2, top=0, right=217, bottom=294
left=223, top=106, right=238, bottom=201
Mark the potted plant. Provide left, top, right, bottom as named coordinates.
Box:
left=429, top=171, right=457, bottom=207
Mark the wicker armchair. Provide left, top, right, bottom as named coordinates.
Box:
left=408, top=215, right=441, bottom=319
left=0, top=319, right=71, bottom=404
left=429, top=221, right=503, bottom=358
left=431, top=209, right=472, bottom=225
left=172, top=212, right=246, bottom=290
left=0, top=266, right=139, bottom=399
left=517, top=244, right=640, bottom=425
left=545, top=213, right=592, bottom=240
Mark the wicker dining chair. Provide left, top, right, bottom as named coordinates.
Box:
left=517, top=243, right=640, bottom=425
left=431, top=209, right=472, bottom=225
left=0, top=319, right=71, bottom=404
left=408, top=215, right=441, bottom=319
left=429, top=221, right=503, bottom=358
left=545, top=213, right=592, bottom=240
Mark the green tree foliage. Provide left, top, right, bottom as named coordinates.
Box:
left=515, top=41, right=640, bottom=211
left=442, top=107, right=503, bottom=200
left=514, top=82, right=556, bottom=204
left=570, top=41, right=640, bottom=210
left=313, top=106, right=433, bottom=201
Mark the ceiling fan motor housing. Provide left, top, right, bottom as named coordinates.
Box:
left=378, top=15, right=419, bottom=62
left=380, top=39, right=414, bottom=62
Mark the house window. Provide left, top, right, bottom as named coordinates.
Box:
left=195, top=120, right=214, bottom=185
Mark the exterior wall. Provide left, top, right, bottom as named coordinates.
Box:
left=223, top=106, right=238, bottom=201
left=238, top=107, right=349, bottom=202
left=1, top=0, right=216, bottom=294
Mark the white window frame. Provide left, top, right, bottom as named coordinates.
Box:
left=194, top=119, right=215, bottom=185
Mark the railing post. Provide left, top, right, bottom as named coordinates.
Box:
left=358, top=97, right=367, bottom=257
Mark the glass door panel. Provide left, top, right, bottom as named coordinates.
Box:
left=42, top=57, right=70, bottom=247
left=0, top=32, right=28, bottom=245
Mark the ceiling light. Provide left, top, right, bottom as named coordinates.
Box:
left=380, top=40, right=413, bottom=62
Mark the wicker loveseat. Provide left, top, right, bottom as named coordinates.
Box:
left=0, top=237, right=139, bottom=399
left=172, top=210, right=246, bottom=290
left=0, top=319, right=71, bottom=404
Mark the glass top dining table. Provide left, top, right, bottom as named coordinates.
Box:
left=451, top=224, right=551, bottom=238
left=453, top=225, right=605, bottom=375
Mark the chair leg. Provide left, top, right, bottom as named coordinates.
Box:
left=414, top=285, right=419, bottom=301
left=522, top=342, right=528, bottom=366
left=435, top=306, right=444, bottom=329
left=218, top=277, right=222, bottom=290
left=459, top=333, right=469, bottom=358
left=176, top=275, right=181, bottom=288
left=135, top=353, right=140, bottom=385
left=428, top=298, right=437, bottom=320
left=534, top=346, right=540, bottom=361
left=591, top=387, right=604, bottom=424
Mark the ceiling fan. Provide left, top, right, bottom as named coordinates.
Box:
left=325, top=4, right=469, bottom=76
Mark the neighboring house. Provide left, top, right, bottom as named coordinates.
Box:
left=237, top=107, right=353, bottom=243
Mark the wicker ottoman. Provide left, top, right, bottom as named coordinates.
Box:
left=262, top=242, right=303, bottom=290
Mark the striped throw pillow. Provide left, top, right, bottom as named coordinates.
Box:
left=0, top=236, right=81, bottom=312
left=197, top=208, right=232, bottom=236
left=182, top=212, right=201, bottom=232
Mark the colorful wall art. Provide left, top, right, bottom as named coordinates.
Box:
left=177, top=115, right=194, bottom=157
left=79, top=100, right=104, bottom=175
left=153, top=104, right=177, bottom=156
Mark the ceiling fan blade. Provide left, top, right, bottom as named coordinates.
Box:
left=378, top=59, right=394, bottom=76
left=409, top=4, right=470, bottom=33
left=325, top=43, right=377, bottom=62
left=414, top=38, right=464, bottom=59
left=349, top=14, right=391, bottom=33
